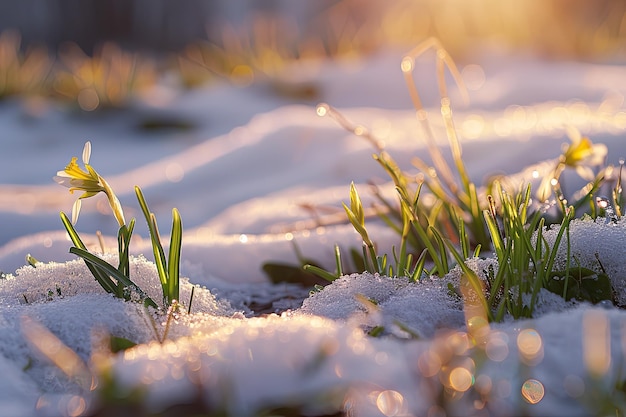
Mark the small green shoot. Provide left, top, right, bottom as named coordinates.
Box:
left=135, top=187, right=182, bottom=307
left=25, top=254, right=40, bottom=267
left=309, top=41, right=619, bottom=323
left=55, top=142, right=184, bottom=312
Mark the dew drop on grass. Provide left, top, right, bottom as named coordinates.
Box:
left=400, top=57, right=413, bottom=73
left=316, top=103, right=329, bottom=117
left=595, top=196, right=617, bottom=223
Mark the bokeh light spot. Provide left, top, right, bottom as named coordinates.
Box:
left=449, top=367, right=474, bottom=392
left=376, top=390, right=405, bottom=416
left=521, top=379, right=545, bottom=404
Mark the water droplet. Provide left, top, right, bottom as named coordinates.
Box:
left=316, top=103, right=329, bottom=117
left=595, top=196, right=617, bottom=223
left=400, top=57, right=413, bottom=73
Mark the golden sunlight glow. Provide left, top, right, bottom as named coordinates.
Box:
left=583, top=309, right=611, bottom=377
left=521, top=379, right=545, bottom=404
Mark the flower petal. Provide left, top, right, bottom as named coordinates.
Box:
left=71, top=199, right=82, bottom=225
left=82, top=141, right=91, bottom=165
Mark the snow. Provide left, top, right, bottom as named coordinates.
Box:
left=0, top=45, right=625, bottom=416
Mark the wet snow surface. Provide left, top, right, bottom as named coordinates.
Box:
left=0, top=49, right=625, bottom=416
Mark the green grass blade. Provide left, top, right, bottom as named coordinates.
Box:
left=303, top=264, right=339, bottom=282
left=444, top=238, right=493, bottom=322
left=167, top=208, right=182, bottom=303
left=410, top=220, right=443, bottom=276
left=429, top=226, right=449, bottom=275
left=150, top=213, right=168, bottom=287
left=70, top=247, right=157, bottom=308
left=333, top=244, right=343, bottom=277
left=117, top=219, right=135, bottom=278
left=60, top=212, right=88, bottom=250
left=135, top=186, right=168, bottom=292
left=61, top=211, right=120, bottom=295
left=483, top=209, right=504, bottom=258
left=411, top=249, right=428, bottom=282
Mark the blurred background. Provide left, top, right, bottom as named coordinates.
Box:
left=1, top=0, right=625, bottom=57
left=1, top=0, right=625, bottom=265
left=0, top=0, right=624, bottom=111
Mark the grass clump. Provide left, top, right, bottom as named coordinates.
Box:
left=55, top=141, right=183, bottom=311
left=0, top=30, right=52, bottom=99
left=308, top=38, right=621, bottom=322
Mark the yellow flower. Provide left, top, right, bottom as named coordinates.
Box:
left=560, top=127, right=607, bottom=180
left=537, top=128, right=607, bottom=201
left=54, top=141, right=125, bottom=227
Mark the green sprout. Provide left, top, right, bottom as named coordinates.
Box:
left=135, top=187, right=182, bottom=308
left=55, top=141, right=183, bottom=311
left=307, top=40, right=619, bottom=323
